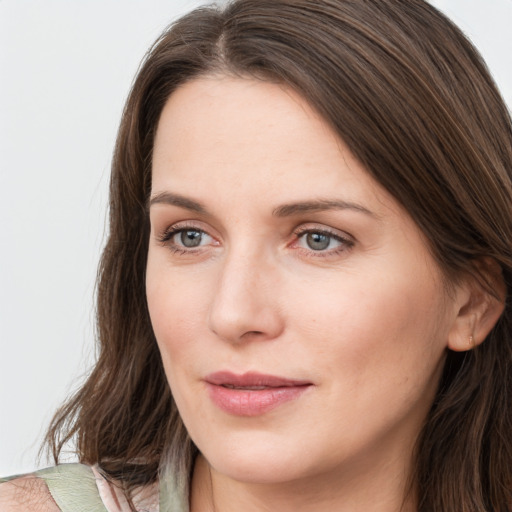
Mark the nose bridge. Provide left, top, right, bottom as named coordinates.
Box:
left=208, top=243, right=283, bottom=343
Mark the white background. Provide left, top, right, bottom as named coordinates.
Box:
left=1, top=0, right=511, bottom=477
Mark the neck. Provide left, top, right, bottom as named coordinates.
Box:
left=189, top=452, right=417, bottom=512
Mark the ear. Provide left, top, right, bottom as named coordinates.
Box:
left=448, top=258, right=506, bottom=352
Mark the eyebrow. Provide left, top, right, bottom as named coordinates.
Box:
left=149, top=192, right=376, bottom=218
left=272, top=199, right=377, bottom=218
left=148, top=192, right=207, bottom=214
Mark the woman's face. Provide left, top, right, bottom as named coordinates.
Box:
left=147, top=76, right=462, bottom=485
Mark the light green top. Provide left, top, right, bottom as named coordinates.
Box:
left=0, top=463, right=188, bottom=512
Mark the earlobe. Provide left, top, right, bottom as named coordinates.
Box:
left=447, top=259, right=506, bottom=352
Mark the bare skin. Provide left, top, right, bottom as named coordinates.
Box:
left=0, top=476, right=60, bottom=512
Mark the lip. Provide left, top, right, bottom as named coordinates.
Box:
left=204, top=371, right=312, bottom=416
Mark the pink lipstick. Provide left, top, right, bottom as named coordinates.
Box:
left=204, top=371, right=312, bottom=416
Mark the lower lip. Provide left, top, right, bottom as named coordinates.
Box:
left=206, top=383, right=311, bottom=416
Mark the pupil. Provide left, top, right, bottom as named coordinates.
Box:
left=180, top=230, right=202, bottom=247
left=307, top=232, right=330, bottom=250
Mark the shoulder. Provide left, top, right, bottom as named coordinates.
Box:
left=0, top=464, right=161, bottom=512
left=0, top=474, right=60, bottom=511
left=0, top=464, right=103, bottom=512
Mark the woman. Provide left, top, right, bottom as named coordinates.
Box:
left=2, top=0, right=511, bottom=510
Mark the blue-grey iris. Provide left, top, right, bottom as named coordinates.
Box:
left=181, top=230, right=202, bottom=247
left=307, top=232, right=330, bottom=250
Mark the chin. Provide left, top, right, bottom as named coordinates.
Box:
left=212, top=457, right=306, bottom=485
left=195, top=430, right=319, bottom=485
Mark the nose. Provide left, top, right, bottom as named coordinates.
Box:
left=208, top=249, right=284, bottom=344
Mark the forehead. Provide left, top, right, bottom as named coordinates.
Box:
left=151, top=76, right=398, bottom=220
left=153, top=76, right=339, bottom=167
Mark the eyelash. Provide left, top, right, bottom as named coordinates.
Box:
left=156, top=223, right=212, bottom=255
left=292, top=227, right=354, bottom=257
left=156, top=224, right=354, bottom=258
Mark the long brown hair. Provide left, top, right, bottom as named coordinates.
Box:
left=45, top=1, right=512, bottom=509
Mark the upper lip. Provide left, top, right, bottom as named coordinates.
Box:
left=205, top=371, right=312, bottom=388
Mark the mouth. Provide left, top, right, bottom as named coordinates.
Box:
left=221, top=384, right=269, bottom=390
left=204, top=371, right=313, bottom=416
left=205, top=371, right=311, bottom=388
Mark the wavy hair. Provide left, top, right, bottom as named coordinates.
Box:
left=45, top=1, right=512, bottom=510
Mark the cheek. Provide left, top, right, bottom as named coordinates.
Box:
left=146, top=282, right=205, bottom=422
left=146, top=253, right=204, bottom=369
left=282, top=269, right=449, bottom=457
left=288, top=265, right=448, bottom=386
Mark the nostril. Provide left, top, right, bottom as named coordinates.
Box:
left=243, top=330, right=265, bottom=337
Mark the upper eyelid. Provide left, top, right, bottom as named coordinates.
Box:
left=295, top=226, right=347, bottom=236
left=157, top=220, right=215, bottom=237
left=159, top=224, right=210, bottom=241
left=293, top=224, right=354, bottom=241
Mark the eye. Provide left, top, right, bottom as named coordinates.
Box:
left=157, top=225, right=215, bottom=252
left=294, top=227, right=353, bottom=255
left=301, top=232, right=335, bottom=251
left=174, top=229, right=211, bottom=248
